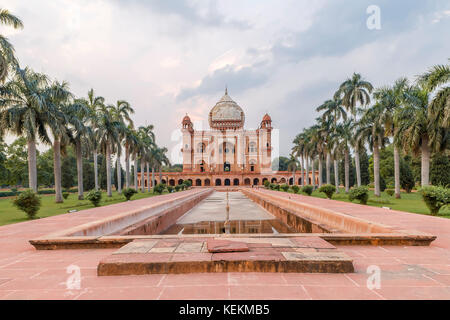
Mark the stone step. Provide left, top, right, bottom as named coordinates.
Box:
left=97, top=236, right=354, bottom=276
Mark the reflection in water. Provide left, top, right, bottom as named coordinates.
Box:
left=162, top=219, right=296, bottom=235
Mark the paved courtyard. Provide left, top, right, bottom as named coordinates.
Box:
left=1, top=189, right=450, bottom=300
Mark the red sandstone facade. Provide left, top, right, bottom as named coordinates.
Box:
left=138, top=89, right=317, bottom=188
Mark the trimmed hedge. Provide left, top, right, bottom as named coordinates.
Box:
left=86, top=190, right=102, bottom=207
left=153, top=183, right=166, bottom=194
left=319, top=184, right=336, bottom=199
left=349, top=186, right=369, bottom=205
left=420, top=186, right=450, bottom=215
left=0, top=187, right=79, bottom=198
left=123, top=188, right=138, bottom=201
left=301, top=185, right=314, bottom=196
left=12, top=189, right=41, bottom=219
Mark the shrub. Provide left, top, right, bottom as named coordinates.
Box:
left=10, top=187, right=18, bottom=195
left=175, top=185, right=182, bottom=192
left=153, top=183, right=166, bottom=194
left=281, top=184, right=290, bottom=192
left=86, top=190, right=102, bottom=207
left=420, top=186, right=450, bottom=215
left=319, top=184, right=336, bottom=199
left=301, top=185, right=314, bottom=196
left=183, top=180, right=192, bottom=188
left=270, top=184, right=280, bottom=191
left=349, top=186, right=369, bottom=205
left=385, top=189, right=395, bottom=197
left=62, top=192, right=70, bottom=200
left=123, top=188, right=138, bottom=201
left=292, top=185, right=300, bottom=194
left=12, top=189, right=41, bottom=219
left=264, top=180, right=270, bottom=189
left=167, top=186, right=174, bottom=193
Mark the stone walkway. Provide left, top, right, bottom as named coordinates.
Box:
left=1, top=188, right=450, bottom=300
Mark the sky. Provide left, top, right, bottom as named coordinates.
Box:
left=2, top=0, right=450, bottom=164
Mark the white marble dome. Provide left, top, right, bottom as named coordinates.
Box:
left=208, top=89, right=245, bottom=129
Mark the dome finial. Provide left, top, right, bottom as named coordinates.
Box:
left=225, top=85, right=228, bottom=95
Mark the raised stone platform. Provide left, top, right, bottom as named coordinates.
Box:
left=97, top=236, right=354, bottom=276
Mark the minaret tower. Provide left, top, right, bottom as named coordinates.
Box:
left=260, top=113, right=272, bottom=173
left=181, top=114, right=194, bottom=172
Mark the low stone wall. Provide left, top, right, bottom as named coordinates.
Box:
left=60, top=189, right=213, bottom=237
left=116, top=191, right=211, bottom=236
left=242, top=189, right=394, bottom=234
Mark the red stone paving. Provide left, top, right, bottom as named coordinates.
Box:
left=1, top=188, right=450, bottom=299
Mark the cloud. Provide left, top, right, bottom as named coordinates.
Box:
left=271, top=0, right=447, bottom=62
left=113, top=0, right=250, bottom=29
left=177, top=61, right=271, bottom=101
left=2, top=0, right=450, bottom=159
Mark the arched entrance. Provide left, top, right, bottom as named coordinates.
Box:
left=253, top=178, right=259, bottom=186
left=198, top=160, right=206, bottom=172
left=161, top=179, right=167, bottom=185
left=233, top=178, right=240, bottom=186
left=169, top=179, right=175, bottom=186
left=244, top=178, right=251, bottom=186
left=262, top=178, right=268, bottom=185
left=289, top=178, right=294, bottom=185
left=204, top=179, right=211, bottom=186
left=195, top=179, right=202, bottom=186
left=224, top=179, right=231, bottom=186
left=215, top=179, right=222, bottom=186
left=280, top=178, right=286, bottom=184
left=271, top=178, right=277, bottom=184
left=178, top=179, right=184, bottom=185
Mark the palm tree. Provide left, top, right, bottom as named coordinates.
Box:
left=124, top=126, right=139, bottom=189
left=357, top=105, right=386, bottom=196
left=65, top=99, right=91, bottom=200
left=335, top=73, right=373, bottom=187
left=373, top=78, right=409, bottom=198
left=0, top=9, right=23, bottom=82
left=287, top=154, right=299, bottom=186
left=45, top=80, right=73, bottom=203
left=313, top=119, right=328, bottom=187
left=292, top=133, right=306, bottom=186
left=329, top=130, right=341, bottom=193
left=395, top=85, right=447, bottom=186
left=97, top=106, right=121, bottom=197
left=316, top=100, right=346, bottom=185
left=336, top=120, right=353, bottom=193
left=138, top=125, right=155, bottom=189
left=109, top=100, right=134, bottom=194
left=156, top=146, right=170, bottom=183
left=418, top=60, right=450, bottom=131
left=0, top=67, right=52, bottom=191
left=79, top=89, right=105, bottom=191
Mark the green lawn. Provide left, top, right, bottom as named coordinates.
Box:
left=0, top=190, right=167, bottom=226
left=291, top=188, right=450, bottom=219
